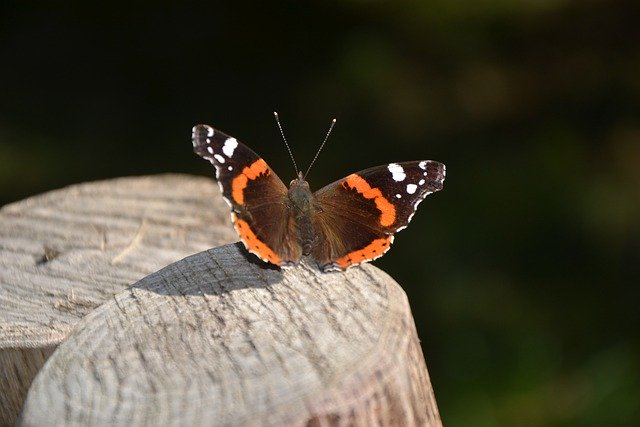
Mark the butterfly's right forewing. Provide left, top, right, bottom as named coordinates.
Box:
left=311, top=160, right=445, bottom=271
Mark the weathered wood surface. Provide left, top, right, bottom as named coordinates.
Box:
left=20, top=243, right=441, bottom=426
left=0, top=175, right=237, bottom=425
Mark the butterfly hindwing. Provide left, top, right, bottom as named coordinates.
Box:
left=311, top=160, right=445, bottom=271
left=192, top=124, right=302, bottom=266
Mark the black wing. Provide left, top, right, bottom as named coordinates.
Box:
left=192, top=124, right=302, bottom=266
left=310, top=161, right=445, bottom=271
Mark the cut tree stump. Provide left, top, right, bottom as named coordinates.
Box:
left=0, top=175, right=237, bottom=425
left=20, top=243, right=441, bottom=426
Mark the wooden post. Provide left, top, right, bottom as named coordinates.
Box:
left=2, top=174, right=441, bottom=426
left=0, top=175, right=237, bottom=425
left=20, top=243, right=441, bottom=426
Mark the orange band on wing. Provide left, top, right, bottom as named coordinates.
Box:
left=342, top=174, right=396, bottom=226
left=335, top=237, right=393, bottom=268
left=231, top=158, right=270, bottom=205
left=233, top=216, right=282, bottom=264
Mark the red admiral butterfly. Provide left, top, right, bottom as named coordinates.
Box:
left=192, top=116, right=445, bottom=272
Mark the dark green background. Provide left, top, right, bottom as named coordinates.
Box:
left=2, top=1, right=638, bottom=425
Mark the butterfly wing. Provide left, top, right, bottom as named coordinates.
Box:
left=192, top=124, right=302, bottom=266
left=311, top=160, right=445, bottom=271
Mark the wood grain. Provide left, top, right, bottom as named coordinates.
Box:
left=20, top=243, right=441, bottom=426
left=0, top=174, right=236, bottom=425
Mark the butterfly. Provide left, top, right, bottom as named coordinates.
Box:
left=192, top=117, right=445, bottom=272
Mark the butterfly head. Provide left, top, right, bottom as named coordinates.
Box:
left=289, top=171, right=306, bottom=186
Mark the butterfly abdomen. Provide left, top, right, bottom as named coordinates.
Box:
left=287, top=177, right=318, bottom=256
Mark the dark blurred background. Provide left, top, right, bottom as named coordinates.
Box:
left=1, top=1, right=638, bottom=425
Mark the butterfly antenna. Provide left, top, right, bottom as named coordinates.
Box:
left=273, top=111, right=299, bottom=175
left=304, top=118, right=336, bottom=179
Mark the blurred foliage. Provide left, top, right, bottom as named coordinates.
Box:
left=1, top=0, right=639, bottom=425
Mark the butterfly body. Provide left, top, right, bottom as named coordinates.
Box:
left=287, top=175, right=318, bottom=256
left=192, top=123, right=445, bottom=272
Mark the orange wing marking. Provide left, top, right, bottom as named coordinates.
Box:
left=233, top=215, right=282, bottom=264
left=231, top=159, right=270, bottom=205
left=342, top=174, right=396, bottom=226
left=335, top=236, right=393, bottom=269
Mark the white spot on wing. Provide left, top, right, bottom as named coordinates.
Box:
left=395, top=194, right=402, bottom=198
left=228, top=166, right=233, bottom=171
left=419, top=179, right=425, bottom=186
left=223, top=138, right=238, bottom=157
left=388, top=163, right=406, bottom=182
left=206, top=126, right=214, bottom=137
left=419, top=161, right=427, bottom=170
left=406, top=184, right=417, bottom=194
left=207, top=146, right=214, bottom=154
left=214, top=154, right=226, bottom=163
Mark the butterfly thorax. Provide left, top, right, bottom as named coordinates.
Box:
left=288, top=173, right=317, bottom=255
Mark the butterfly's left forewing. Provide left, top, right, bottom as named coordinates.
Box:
left=311, top=160, right=445, bottom=271
left=192, top=124, right=303, bottom=266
